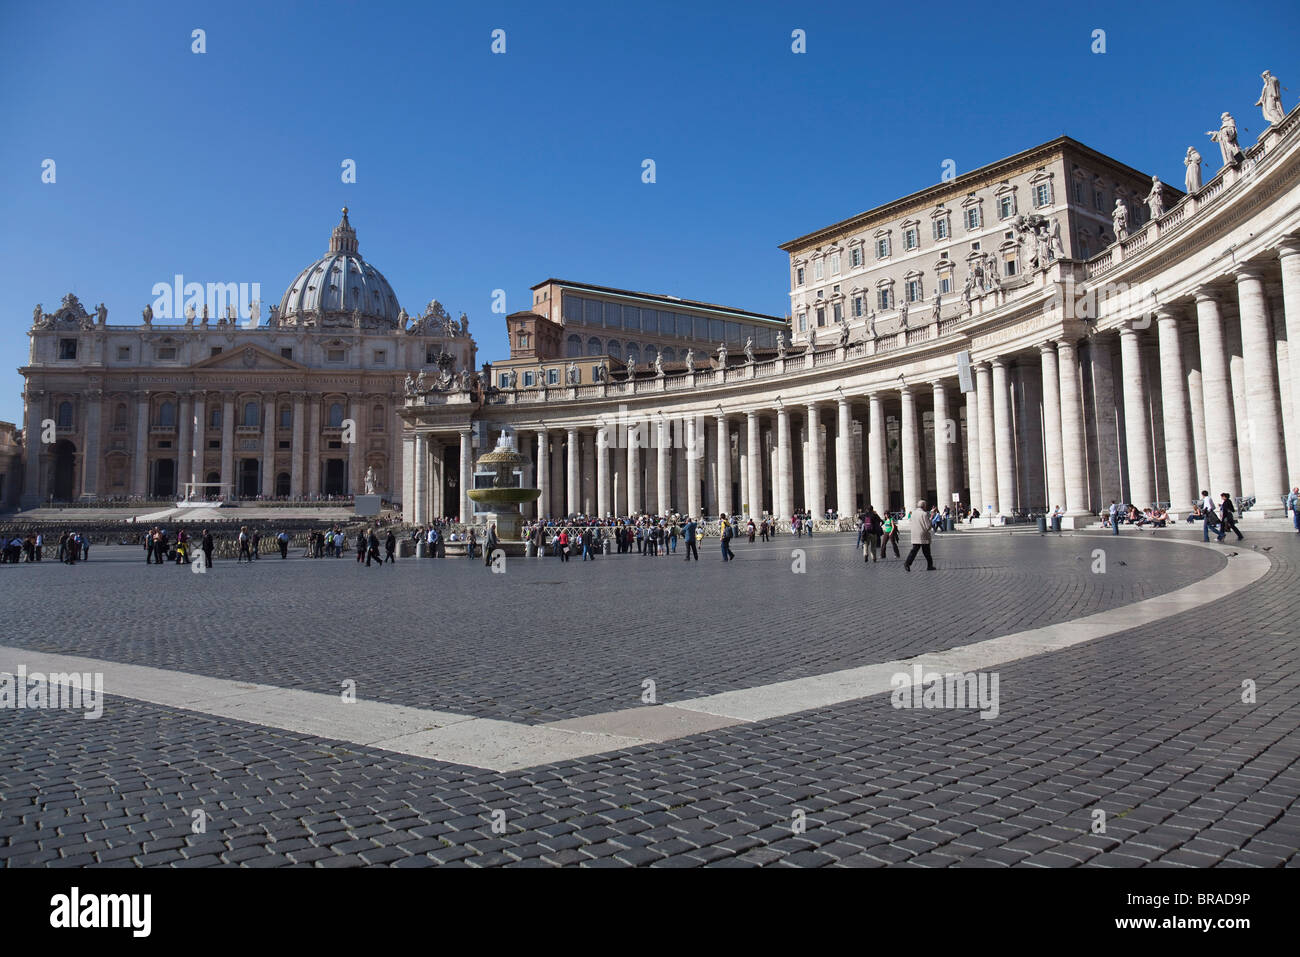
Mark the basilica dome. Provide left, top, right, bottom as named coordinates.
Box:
left=276, top=208, right=402, bottom=328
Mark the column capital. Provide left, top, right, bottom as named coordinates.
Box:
left=1153, top=305, right=1183, bottom=324
left=1276, top=236, right=1300, bottom=259
left=1039, top=340, right=1058, bottom=355
left=1193, top=287, right=1220, bottom=304
left=1233, top=265, right=1266, bottom=283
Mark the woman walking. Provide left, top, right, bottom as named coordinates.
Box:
left=880, top=513, right=900, bottom=559
left=1217, top=493, right=1245, bottom=543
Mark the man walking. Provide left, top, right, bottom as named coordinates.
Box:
left=1109, top=500, right=1120, bottom=535
left=903, top=500, right=937, bottom=572
left=277, top=529, right=290, bottom=559
left=1217, top=492, right=1244, bottom=543
left=201, top=529, right=214, bottom=569
left=683, top=516, right=699, bottom=561
left=1288, top=486, right=1300, bottom=534
left=719, top=513, right=736, bottom=561
left=484, top=523, right=499, bottom=567
left=1199, top=490, right=1219, bottom=542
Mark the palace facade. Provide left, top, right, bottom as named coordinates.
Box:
left=17, top=210, right=476, bottom=506
left=401, top=89, right=1300, bottom=526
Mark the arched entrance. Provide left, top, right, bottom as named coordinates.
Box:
left=52, top=440, right=76, bottom=501
left=276, top=472, right=290, bottom=498
left=152, top=459, right=176, bottom=498
left=323, top=459, right=347, bottom=496
left=238, top=459, right=260, bottom=498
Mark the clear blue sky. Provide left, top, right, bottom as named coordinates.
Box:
left=1, top=0, right=1295, bottom=424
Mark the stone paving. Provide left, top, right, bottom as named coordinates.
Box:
left=1, top=527, right=1297, bottom=867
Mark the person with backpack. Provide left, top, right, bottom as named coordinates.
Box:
left=720, top=512, right=736, bottom=561
left=276, top=530, right=290, bottom=559
left=861, top=507, right=881, bottom=563
left=683, top=517, right=699, bottom=561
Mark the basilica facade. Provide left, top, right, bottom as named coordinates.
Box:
left=400, top=85, right=1300, bottom=527
left=17, top=210, right=476, bottom=506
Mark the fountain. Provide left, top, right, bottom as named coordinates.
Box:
left=466, top=428, right=541, bottom=552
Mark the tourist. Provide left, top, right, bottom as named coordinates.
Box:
left=466, top=527, right=478, bottom=560
left=903, top=499, right=937, bottom=572
left=385, top=530, right=396, bottom=563
left=201, top=529, right=214, bottom=568
left=683, top=516, right=699, bottom=561
left=1217, top=493, right=1244, bottom=543
left=746, top=518, right=756, bottom=543
left=1108, top=501, right=1120, bottom=535
left=250, top=529, right=261, bottom=560
left=33, top=532, right=42, bottom=562
left=668, top=521, right=679, bottom=554
left=1289, top=486, right=1300, bottom=533
left=366, top=528, right=383, bottom=567
left=759, top=518, right=769, bottom=542
left=334, top=530, right=345, bottom=557
left=861, top=507, right=880, bottom=563
left=236, top=526, right=253, bottom=563
left=277, top=530, right=290, bottom=559
left=719, top=512, right=736, bottom=561
left=880, top=513, right=900, bottom=559
left=557, top=527, right=570, bottom=562
left=484, top=523, right=499, bottom=567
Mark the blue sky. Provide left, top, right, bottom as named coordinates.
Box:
left=1, top=0, right=1295, bottom=424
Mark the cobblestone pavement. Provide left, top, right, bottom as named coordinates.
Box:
left=1, top=533, right=1223, bottom=722
left=1, top=528, right=1297, bottom=867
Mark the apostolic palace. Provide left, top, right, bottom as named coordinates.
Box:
left=10, top=75, right=1300, bottom=529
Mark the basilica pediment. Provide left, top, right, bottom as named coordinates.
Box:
left=191, top=343, right=308, bottom=372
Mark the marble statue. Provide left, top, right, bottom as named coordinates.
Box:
left=654, top=353, right=664, bottom=377
left=351, top=308, right=362, bottom=329
left=1035, top=223, right=1051, bottom=266
left=1112, top=198, right=1129, bottom=240
left=898, top=300, right=909, bottom=330
left=626, top=349, right=636, bottom=375
left=1050, top=217, right=1066, bottom=260
left=776, top=331, right=786, bottom=358
left=269, top=304, right=280, bottom=325
left=1207, top=112, right=1244, bottom=168
left=460, top=369, right=472, bottom=390
left=228, top=304, right=239, bottom=323
left=458, top=314, right=469, bottom=336
left=95, top=302, right=107, bottom=325
left=962, top=270, right=976, bottom=301
left=838, top=318, right=850, bottom=346
left=249, top=299, right=260, bottom=325
left=717, top=342, right=727, bottom=366
left=405, top=373, right=416, bottom=395
left=1144, top=176, right=1165, bottom=220
left=416, top=370, right=427, bottom=393
left=803, top=336, right=814, bottom=355
left=567, top=361, right=578, bottom=385
left=684, top=348, right=695, bottom=373
left=1185, top=146, right=1203, bottom=192
left=142, top=304, right=153, bottom=325
left=32, top=304, right=42, bottom=326
left=398, top=307, right=409, bottom=330
left=744, top=336, right=754, bottom=363
left=201, top=303, right=209, bottom=323
left=507, top=368, right=518, bottom=389
left=867, top=311, right=877, bottom=338
left=185, top=303, right=196, bottom=325
left=1257, top=70, right=1284, bottom=126
left=931, top=293, right=941, bottom=324
left=364, top=466, right=377, bottom=495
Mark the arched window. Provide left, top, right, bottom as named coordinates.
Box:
left=243, top=402, right=259, bottom=428
left=328, top=403, right=344, bottom=427
left=279, top=406, right=291, bottom=430
left=661, top=347, right=675, bottom=363
left=566, top=334, right=583, bottom=358
left=114, top=403, right=127, bottom=427
left=372, top=405, right=384, bottom=431
left=606, top=339, right=621, bottom=357
left=645, top=344, right=659, bottom=363
left=57, top=401, right=73, bottom=429
left=626, top=343, right=640, bottom=366
left=158, top=401, right=175, bottom=427
left=586, top=336, right=602, bottom=356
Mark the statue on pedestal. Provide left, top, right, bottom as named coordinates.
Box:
left=744, top=336, right=755, bottom=363
left=142, top=304, right=153, bottom=325
left=776, top=331, right=786, bottom=358
left=716, top=342, right=727, bottom=366
left=1207, top=112, right=1244, bottom=168
left=201, top=303, right=209, bottom=325
left=567, top=361, right=578, bottom=385
left=838, top=317, right=850, bottom=346
left=405, top=373, right=416, bottom=396
left=898, top=300, right=909, bottom=330
left=32, top=304, right=43, bottom=326
left=1144, top=176, right=1165, bottom=220
left=654, top=353, right=664, bottom=377
left=1050, top=217, right=1066, bottom=260
left=1256, top=70, right=1285, bottom=126
left=398, top=307, right=409, bottom=331
left=684, top=348, right=695, bottom=373
left=185, top=303, right=196, bottom=326
left=416, top=370, right=427, bottom=393
left=931, top=293, right=941, bottom=324
left=507, top=368, right=518, bottom=389
left=95, top=303, right=107, bottom=325
left=626, top=349, right=636, bottom=376
left=1112, top=198, right=1129, bottom=240
left=249, top=299, right=260, bottom=326
left=364, top=466, right=377, bottom=495
left=1185, top=146, right=1203, bottom=192
left=867, top=311, right=877, bottom=338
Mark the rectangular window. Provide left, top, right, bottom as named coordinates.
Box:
left=933, top=218, right=949, bottom=240
left=850, top=247, right=863, bottom=268
left=562, top=295, right=582, bottom=323
left=906, top=280, right=922, bottom=303
left=708, top=319, right=723, bottom=341
left=210, top=409, right=221, bottom=428
left=641, top=311, right=658, bottom=336
left=796, top=266, right=805, bottom=286
left=876, top=238, right=890, bottom=259
left=157, top=347, right=177, bottom=360
left=603, top=302, right=621, bottom=328
left=816, top=308, right=826, bottom=327
left=58, top=339, right=77, bottom=360
left=1073, top=179, right=1084, bottom=203
left=523, top=371, right=536, bottom=387
left=547, top=368, right=559, bottom=385
left=1005, top=258, right=1017, bottom=277
left=280, top=347, right=292, bottom=359
left=878, top=288, right=893, bottom=311
left=328, top=349, right=345, bottom=362
left=623, top=306, right=640, bottom=332
left=813, top=259, right=824, bottom=280
left=1035, top=183, right=1052, bottom=207
left=832, top=302, right=842, bottom=323
left=116, top=346, right=130, bottom=361
left=278, top=440, right=291, bottom=449
left=998, top=196, right=1015, bottom=219
left=583, top=299, right=600, bottom=326
left=693, top=316, right=709, bottom=339
left=830, top=252, right=841, bottom=274
left=211, top=347, right=223, bottom=357
left=853, top=296, right=863, bottom=317
left=965, top=207, right=981, bottom=230
left=797, top=314, right=807, bottom=332
left=940, top=276, right=953, bottom=294
left=725, top=321, right=741, bottom=344
left=905, top=227, right=919, bottom=250
left=498, top=373, right=509, bottom=388
left=373, top=350, right=386, bottom=365
left=208, top=439, right=220, bottom=449
left=1094, top=189, right=1104, bottom=211
left=426, top=347, right=438, bottom=364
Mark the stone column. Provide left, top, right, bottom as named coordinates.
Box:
left=1182, top=329, right=1210, bottom=494
left=581, top=429, right=595, bottom=515
left=132, top=393, right=150, bottom=497
left=991, top=359, right=1016, bottom=517
left=626, top=426, right=640, bottom=516
left=868, top=393, right=887, bottom=512
left=550, top=435, right=564, bottom=517
left=596, top=424, right=610, bottom=518
left=1058, top=339, right=1089, bottom=518
left=291, top=393, right=305, bottom=497
left=401, top=432, right=415, bottom=523
left=899, top=387, right=918, bottom=510
left=715, top=414, right=732, bottom=518
left=459, top=429, right=473, bottom=522
left=1155, top=309, right=1196, bottom=511
left=306, top=397, right=320, bottom=498
left=805, top=403, right=825, bottom=516
left=686, top=417, right=701, bottom=517
left=170, top=394, right=187, bottom=500
left=1226, top=322, right=1254, bottom=497
left=1118, top=322, right=1154, bottom=507
left=931, top=382, right=952, bottom=514
left=776, top=405, right=793, bottom=519
left=1235, top=268, right=1287, bottom=505
left=431, top=440, right=444, bottom=518
left=190, top=394, right=205, bottom=489
left=965, top=385, right=981, bottom=514
left=413, top=434, right=428, bottom=524
left=261, top=393, right=276, bottom=498
left=746, top=411, right=762, bottom=517
left=1279, top=241, right=1300, bottom=484
left=348, top=398, right=363, bottom=496
left=835, top=399, right=854, bottom=518
left=975, top=363, right=997, bottom=515
left=1039, top=343, right=1066, bottom=511
left=81, top=390, right=103, bottom=498
left=536, top=428, right=549, bottom=519
left=656, top=418, right=669, bottom=515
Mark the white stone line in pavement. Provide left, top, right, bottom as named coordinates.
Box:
left=0, top=539, right=1268, bottom=773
